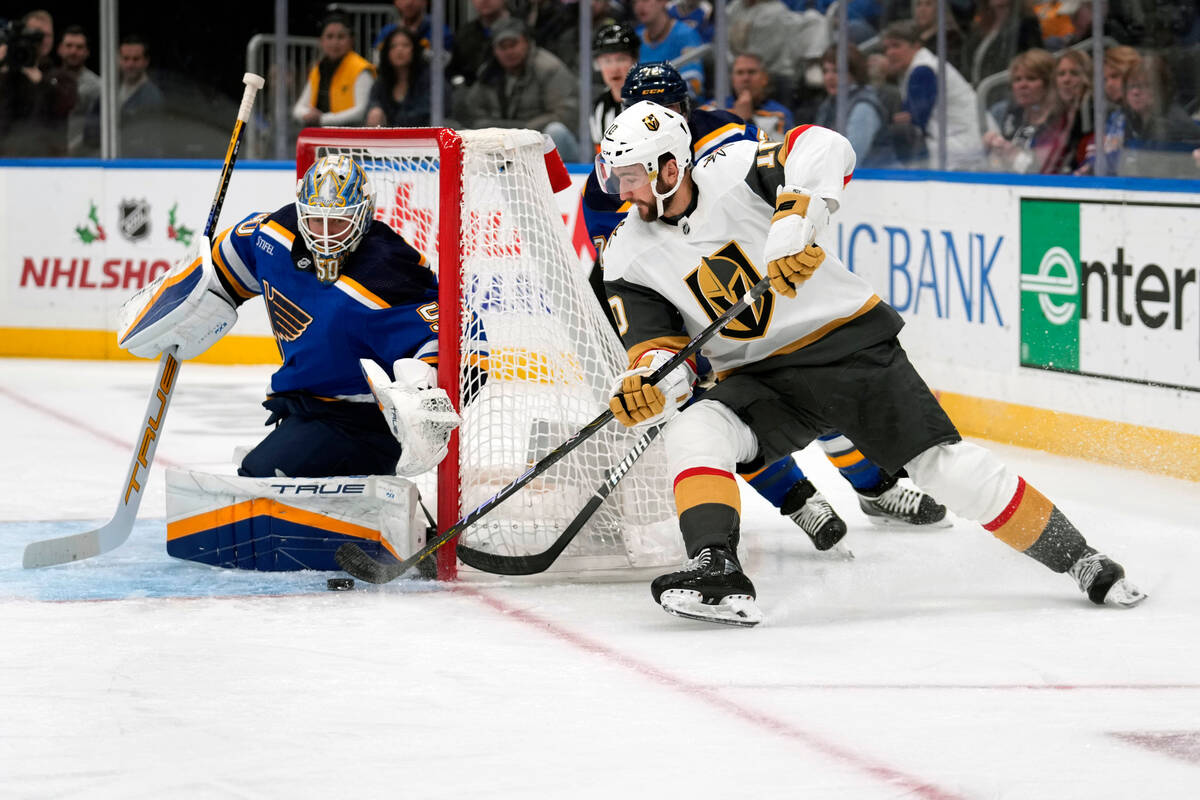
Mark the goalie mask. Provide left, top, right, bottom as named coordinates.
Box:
left=295, top=155, right=374, bottom=284
left=596, top=100, right=692, bottom=218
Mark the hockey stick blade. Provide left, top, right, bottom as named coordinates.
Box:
left=23, top=349, right=181, bottom=568
left=335, top=276, right=773, bottom=584
left=456, top=425, right=662, bottom=575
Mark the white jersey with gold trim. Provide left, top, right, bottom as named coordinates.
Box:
left=603, top=127, right=896, bottom=374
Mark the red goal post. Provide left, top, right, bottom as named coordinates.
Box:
left=296, top=126, right=680, bottom=582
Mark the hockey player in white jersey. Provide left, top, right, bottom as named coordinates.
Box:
left=598, top=101, right=1146, bottom=626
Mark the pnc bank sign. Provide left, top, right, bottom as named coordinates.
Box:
left=1019, top=198, right=1200, bottom=392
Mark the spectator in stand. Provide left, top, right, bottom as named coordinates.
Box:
left=1076, top=45, right=1139, bottom=174
left=668, top=0, right=715, bottom=41
left=113, top=34, right=165, bottom=157
left=728, top=0, right=825, bottom=100
left=961, top=0, right=1044, bottom=86
left=634, top=0, right=706, bottom=96
left=448, top=0, right=510, bottom=87
left=58, top=25, right=100, bottom=157
left=0, top=9, right=76, bottom=157
left=1118, top=54, right=1200, bottom=177
left=524, top=0, right=579, bottom=70
left=376, top=0, right=455, bottom=61
left=592, top=0, right=631, bottom=29
left=883, top=20, right=983, bottom=169
left=982, top=49, right=1071, bottom=173
left=1055, top=0, right=1145, bottom=50
left=460, top=17, right=580, bottom=160
left=814, top=44, right=897, bottom=166
left=1054, top=49, right=1094, bottom=172
left=293, top=14, right=376, bottom=128
left=366, top=27, right=440, bottom=127
left=912, top=0, right=965, bottom=73
left=785, top=0, right=881, bottom=41
left=589, top=23, right=639, bottom=147
left=718, top=52, right=794, bottom=140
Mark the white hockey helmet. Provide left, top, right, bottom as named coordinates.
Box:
left=596, top=100, right=692, bottom=216
left=295, top=154, right=374, bottom=284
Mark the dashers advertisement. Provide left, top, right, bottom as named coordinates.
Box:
left=1020, top=198, right=1200, bottom=392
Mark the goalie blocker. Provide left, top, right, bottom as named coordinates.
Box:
left=165, top=469, right=427, bottom=573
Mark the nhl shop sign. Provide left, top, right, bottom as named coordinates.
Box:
left=1019, top=198, right=1199, bottom=392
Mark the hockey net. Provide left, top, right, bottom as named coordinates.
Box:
left=296, top=127, right=680, bottom=580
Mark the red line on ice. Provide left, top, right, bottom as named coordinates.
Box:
left=0, top=384, right=182, bottom=468
left=458, top=584, right=965, bottom=800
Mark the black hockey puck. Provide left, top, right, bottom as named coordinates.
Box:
left=327, top=577, right=355, bottom=591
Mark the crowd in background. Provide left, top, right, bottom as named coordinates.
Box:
left=2, top=0, right=1199, bottom=176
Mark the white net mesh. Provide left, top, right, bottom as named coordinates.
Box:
left=308, top=128, right=681, bottom=577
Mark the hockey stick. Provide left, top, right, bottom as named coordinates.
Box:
left=22, top=73, right=265, bottom=569
left=456, top=425, right=662, bottom=575
left=334, top=274, right=774, bottom=584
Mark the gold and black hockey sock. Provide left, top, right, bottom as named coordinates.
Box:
left=674, top=467, right=741, bottom=557
left=983, top=477, right=1088, bottom=572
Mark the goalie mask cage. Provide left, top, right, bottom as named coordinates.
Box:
left=296, top=127, right=681, bottom=580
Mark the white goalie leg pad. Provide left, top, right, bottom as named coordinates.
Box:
left=903, top=441, right=1020, bottom=524
left=117, top=236, right=237, bottom=361
left=664, top=400, right=759, bottom=477
left=165, top=469, right=424, bottom=569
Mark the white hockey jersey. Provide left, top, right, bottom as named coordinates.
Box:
left=603, top=125, right=904, bottom=375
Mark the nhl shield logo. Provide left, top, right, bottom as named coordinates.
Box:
left=119, top=199, right=151, bottom=242
left=642, top=114, right=660, bottom=131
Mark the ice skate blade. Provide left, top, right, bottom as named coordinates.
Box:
left=659, top=589, right=763, bottom=627
left=864, top=515, right=953, bottom=530
left=1103, top=579, right=1148, bottom=608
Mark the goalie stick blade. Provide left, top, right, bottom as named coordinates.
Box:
left=22, top=527, right=105, bottom=568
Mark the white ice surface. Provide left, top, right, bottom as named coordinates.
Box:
left=1, top=358, right=1199, bottom=799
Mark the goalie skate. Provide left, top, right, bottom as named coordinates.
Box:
left=651, top=546, right=763, bottom=627
left=857, top=481, right=950, bottom=528
left=1069, top=549, right=1147, bottom=608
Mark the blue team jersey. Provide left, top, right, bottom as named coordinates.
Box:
left=583, top=107, right=764, bottom=257
left=211, top=205, right=440, bottom=400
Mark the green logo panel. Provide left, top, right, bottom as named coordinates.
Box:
left=1019, top=200, right=1080, bottom=371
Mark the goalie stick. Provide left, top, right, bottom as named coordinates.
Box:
left=456, top=425, right=662, bottom=575
left=334, top=274, right=774, bottom=584
left=22, top=73, right=265, bottom=569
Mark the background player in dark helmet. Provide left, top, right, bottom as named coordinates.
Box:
left=598, top=102, right=1145, bottom=625
left=582, top=62, right=948, bottom=553
left=589, top=23, right=639, bottom=148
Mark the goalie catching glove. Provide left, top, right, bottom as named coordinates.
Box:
left=763, top=186, right=829, bottom=298
left=117, top=235, right=238, bottom=360
left=360, top=358, right=461, bottom=477
left=609, top=349, right=697, bottom=428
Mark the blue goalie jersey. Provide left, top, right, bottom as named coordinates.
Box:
left=211, top=205, right=440, bottom=400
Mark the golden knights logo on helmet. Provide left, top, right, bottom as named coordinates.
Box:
left=684, top=241, right=774, bottom=340
left=295, top=155, right=374, bottom=285
left=642, top=114, right=660, bottom=131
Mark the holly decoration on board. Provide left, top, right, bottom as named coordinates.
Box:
left=167, top=203, right=194, bottom=246
left=74, top=202, right=106, bottom=244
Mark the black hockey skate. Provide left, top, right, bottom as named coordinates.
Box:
left=781, top=479, right=848, bottom=551
left=857, top=480, right=950, bottom=528
left=651, top=546, right=763, bottom=627
left=1068, top=548, right=1147, bottom=607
